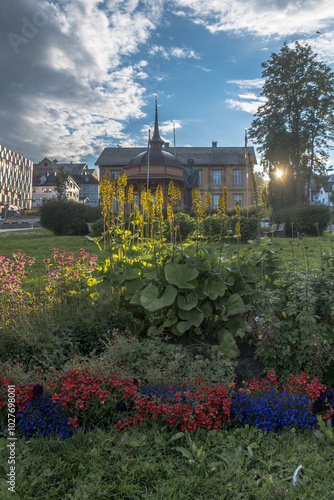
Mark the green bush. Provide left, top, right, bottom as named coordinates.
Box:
left=273, top=204, right=329, bottom=236
left=40, top=200, right=89, bottom=236
left=163, top=212, right=196, bottom=242
left=84, top=205, right=102, bottom=223
left=229, top=216, right=259, bottom=242
left=101, top=333, right=236, bottom=386
left=91, top=217, right=104, bottom=237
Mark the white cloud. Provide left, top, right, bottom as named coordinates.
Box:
left=172, top=0, right=334, bottom=38
left=227, top=78, right=265, bottom=89
left=294, top=32, right=334, bottom=64
left=141, top=120, right=182, bottom=141
left=0, top=0, right=164, bottom=162
left=225, top=99, right=262, bottom=114
left=148, top=44, right=200, bottom=59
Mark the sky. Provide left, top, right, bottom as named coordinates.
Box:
left=1, top=0, right=334, bottom=172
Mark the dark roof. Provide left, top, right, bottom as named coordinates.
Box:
left=128, top=149, right=182, bottom=168
left=32, top=173, right=80, bottom=188
left=96, top=146, right=257, bottom=167
left=70, top=173, right=100, bottom=185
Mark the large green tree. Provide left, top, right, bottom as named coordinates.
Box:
left=249, top=41, right=334, bottom=208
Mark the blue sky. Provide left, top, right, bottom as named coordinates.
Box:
left=1, top=0, right=334, bottom=171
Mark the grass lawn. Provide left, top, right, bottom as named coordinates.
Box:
left=0, top=229, right=99, bottom=268
left=1, top=427, right=333, bottom=499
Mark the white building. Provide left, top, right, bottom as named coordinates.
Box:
left=0, top=145, right=33, bottom=216
left=32, top=172, right=80, bottom=207
left=33, top=158, right=100, bottom=207
left=316, top=174, right=334, bottom=207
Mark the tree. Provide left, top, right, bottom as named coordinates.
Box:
left=249, top=42, right=334, bottom=209
left=54, top=165, right=70, bottom=201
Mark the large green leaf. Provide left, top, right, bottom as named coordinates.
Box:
left=176, top=321, right=193, bottom=334
left=177, top=309, right=204, bottom=327
left=140, top=284, right=178, bottom=312
left=218, top=329, right=240, bottom=358
left=226, top=293, right=246, bottom=315
left=147, top=324, right=164, bottom=336
left=123, top=278, right=142, bottom=298
left=129, top=291, right=142, bottom=306
left=201, top=302, right=213, bottom=318
left=164, top=263, right=199, bottom=289
left=177, top=292, right=198, bottom=311
left=203, top=278, right=226, bottom=300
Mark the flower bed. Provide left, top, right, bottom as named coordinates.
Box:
left=0, top=368, right=333, bottom=440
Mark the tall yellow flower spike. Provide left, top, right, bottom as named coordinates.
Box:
left=147, top=189, right=155, bottom=219
left=156, top=185, right=164, bottom=222
left=167, top=203, right=174, bottom=223
left=205, top=191, right=212, bottom=209
left=140, top=190, right=148, bottom=212
left=127, top=185, right=134, bottom=205
left=235, top=200, right=241, bottom=236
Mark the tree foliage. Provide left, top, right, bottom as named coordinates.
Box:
left=249, top=42, right=334, bottom=209
left=54, top=166, right=70, bottom=201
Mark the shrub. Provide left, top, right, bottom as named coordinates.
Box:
left=163, top=212, right=196, bottom=242
left=91, top=217, right=104, bottom=237
left=83, top=205, right=102, bottom=223
left=39, top=200, right=89, bottom=236
left=100, top=333, right=236, bottom=387
left=273, top=204, right=329, bottom=236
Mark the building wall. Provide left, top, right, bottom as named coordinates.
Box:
left=0, top=145, right=33, bottom=213
left=100, top=162, right=253, bottom=210
left=196, top=164, right=251, bottom=208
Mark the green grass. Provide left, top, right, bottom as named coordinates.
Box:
left=1, top=229, right=333, bottom=270
left=0, top=426, right=333, bottom=499
left=0, top=229, right=99, bottom=269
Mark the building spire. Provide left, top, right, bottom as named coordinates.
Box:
left=150, top=96, right=164, bottom=150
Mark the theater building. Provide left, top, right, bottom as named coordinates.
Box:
left=95, top=102, right=256, bottom=210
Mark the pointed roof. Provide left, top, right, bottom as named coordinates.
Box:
left=150, top=97, right=164, bottom=149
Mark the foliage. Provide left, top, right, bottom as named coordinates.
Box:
left=273, top=203, right=329, bottom=236
left=83, top=205, right=102, bottom=223
left=251, top=267, right=334, bottom=385
left=249, top=41, right=334, bottom=207
left=54, top=166, right=70, bottom=201
left=40, top=200, right=90, bottom=236
left=90, top=217, right=104, bottom=237
left=100, top=332, right=236, bottom=386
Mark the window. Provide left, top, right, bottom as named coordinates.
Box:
left=213, top=170, right=221, bottom=186
left=112, top=171, right=120, bottom=180
left=198, top=170, right=202, bottom=186
left=234, top=170, right=242, bottom=186
left=113, top=199, right=119, bottom=210
left=234, top=195, right=243, bottom=207
left=213, top=195, right=219, bottom=209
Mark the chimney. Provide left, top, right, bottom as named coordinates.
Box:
left=212, top=141, right=217, bottom=148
